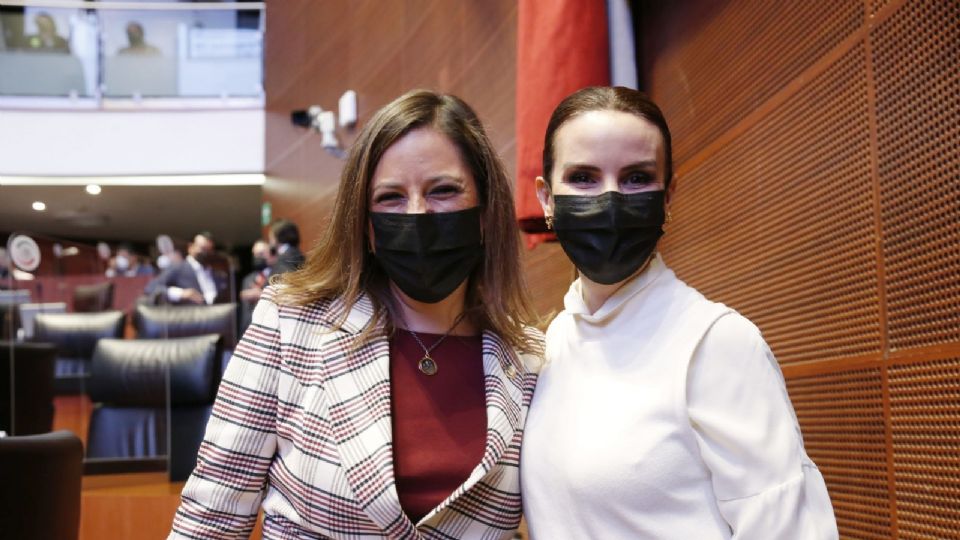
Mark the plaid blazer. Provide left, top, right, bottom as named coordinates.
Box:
left=170, top=286, right=542, bottom=539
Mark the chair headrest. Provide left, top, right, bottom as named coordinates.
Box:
left=89, top=334, right=222, bottom=406
left=135, top=303, right=237, bottom=348
left=0, top=340, right=57, bottom=359
left=0, top=430, right=83, bottom=459
left=73, top=282, right=115, bottom=313
left=32, top=311, right=126, bottom=359
left=0, top=339, right=57, bottom=367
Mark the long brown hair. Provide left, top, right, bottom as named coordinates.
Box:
left=277, top=90, right=541, bottom=353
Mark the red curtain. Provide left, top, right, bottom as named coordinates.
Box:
left=515, top=0, right=610, bottom=248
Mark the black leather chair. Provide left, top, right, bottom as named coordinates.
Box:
left=0, top=430, right=83, bottom=540
left=72, top=281, right=115, bottom=312
left=0, top=341, right=56, bottom=435
left=135, top=303, right=237, bottom=372
left=86, top=334, right=222, bottom=481
left=32, top=311, right=126, bottom=394
left=134, top=302, right=237, bottom=346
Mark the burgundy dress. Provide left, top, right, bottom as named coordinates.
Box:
left=389, top=332, right=487, bottom=522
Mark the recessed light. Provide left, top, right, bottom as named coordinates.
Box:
left=32, top=201, right=46, bottom=211
left=86, top=184, right=102, bottom=195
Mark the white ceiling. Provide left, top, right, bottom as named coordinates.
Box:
left=0, top=184, right=263, bottom=247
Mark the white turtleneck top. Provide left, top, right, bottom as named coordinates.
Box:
left=520, top=254, right=837, bottom=539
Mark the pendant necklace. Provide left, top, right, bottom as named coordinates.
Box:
left=403, top=311, right=466, bottom=376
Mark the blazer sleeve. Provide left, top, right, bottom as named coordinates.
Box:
left=145, top=265, right=175, bottom=297
left=169, top=288, right=283, bottom=539
left=687, top=313, right=839, bottom=540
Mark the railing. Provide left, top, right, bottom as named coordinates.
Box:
left=0, top=1, right=264, bottom=103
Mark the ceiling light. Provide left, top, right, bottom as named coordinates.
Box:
left=86, top=184, right=102, bottom=195
left=32, top=201, right=46, bottom=211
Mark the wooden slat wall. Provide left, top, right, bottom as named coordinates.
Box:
left=643, top=0, right=959, bottom=537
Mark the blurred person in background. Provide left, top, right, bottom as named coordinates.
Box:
left=267, top=219, right=305, bottom=276
left=146, top=232, right=227, bottom=305
left=238, top=239, right=272, bottom=330
left=106, top=243, right=155, bottom=278
left=118, top=22, right=160, bottom=56
left=0, top=247, right=10, bottom=283
left=241, top=240, right=272, bottom=295
left=24, top=12, right=69, bottom=53
left=0, top=6, right=25, bottom=50
left=154, top=234, right=183, bottom=271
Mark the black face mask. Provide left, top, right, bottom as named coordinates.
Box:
left=194, top=251, right=215, bottom=267
left=370, top=207, right=483, bottom=303
left=552, top=190, right=665, bottom=285
left=252, top=256, right=268, bottom=271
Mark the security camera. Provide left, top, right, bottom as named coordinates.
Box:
left=290, top=99, right=352, bottom=159
left=290, top=109, right=312, bottom=128
left=290, top=105, right=328, bottom=130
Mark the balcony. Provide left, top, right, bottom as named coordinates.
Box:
left=0, top=1, right=264, bottom=106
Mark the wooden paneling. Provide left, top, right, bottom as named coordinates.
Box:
left=871, top=0, right=960, bottom=354
left=661, top=44, right=880, bottom=366
left=787, top=368, right=892, bottom=538
left=645, top=0, right=863, bottom=164
left=887, top=357, right=960, bottom=539
left=645, top=0, right=959, bottom=535
left=521, top=242, right=574, bottom=319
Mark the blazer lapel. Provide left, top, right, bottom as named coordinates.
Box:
left=321, top=296, right=415, bottom=538
left=475, top=330, right=528, bottom=473
left=418, top=330, right=532, bottom=524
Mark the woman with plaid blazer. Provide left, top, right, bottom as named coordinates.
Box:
left=169, top=91, right=543, bottom=539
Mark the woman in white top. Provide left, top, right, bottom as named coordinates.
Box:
left=520, top=86, right=838, bottom=539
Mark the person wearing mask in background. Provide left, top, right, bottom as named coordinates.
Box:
left=267, top=218, right=305, bottom=276
left=241, top=239, right=272, bottom=296
left=520, top=86, right=837, bottom=539
left=238, top=239, right=272, bottom=331
left=146, top=232, right=227, bottom=305
left=24, top=12, right=69, bottom=53
left=169, top=90, right=543, bottom=539
left=106, top=243, right=155, bottom=278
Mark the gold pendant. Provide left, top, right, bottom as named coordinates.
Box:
left=418, top=356, right=438, bottom=376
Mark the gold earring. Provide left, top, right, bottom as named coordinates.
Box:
left=665, top=211, right=673, bottom=224
left=545, top=215, right=554, bottom=230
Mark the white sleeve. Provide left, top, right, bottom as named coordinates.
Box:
left=687, top=313, right=838, bottom=540
left=167, top=286, right=184, bottom=302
